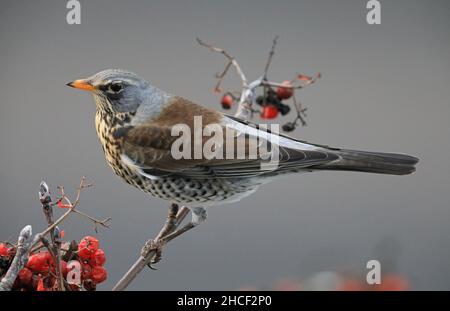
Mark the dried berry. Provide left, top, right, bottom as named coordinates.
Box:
left=278, top=103, right=291, bottom=116
left=282, top=122, right=296, bottom=132
left=256, top=89, right=282, bottom=107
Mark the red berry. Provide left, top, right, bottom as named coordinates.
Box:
left=221, top=94, right=234, bottom=110
left=18, top=268, right=33, bottom=285
left=260, top=105, right=279, bottom=119
left=0, top=243, right=9, bottom=257
left=78, top=236, right=99, bottom=260
left=78, top=247, right=92, bottom=260
left=90, top=249, right=106, bottom=266
left=276, top=80, right=294, bottom=100
left=91, top=266, right=107, bottom=284
left=26, top=252, right=53, bottom=274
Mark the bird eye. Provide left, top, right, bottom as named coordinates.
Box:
left=108, top=82, right=123, bottom=93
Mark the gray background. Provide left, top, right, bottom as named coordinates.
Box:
left=0, top=0, right=449, bottom=290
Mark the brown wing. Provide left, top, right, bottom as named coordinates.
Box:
left=115, top=125, right=337, bottom=180
left=114, top=122, right=266, bottom=175
left=114, top=96, right=338, bottom=179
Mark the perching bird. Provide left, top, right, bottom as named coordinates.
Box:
left=67, top=69, right=418, bottom=242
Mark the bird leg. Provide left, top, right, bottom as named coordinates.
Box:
left=160, top=207, right=207, bottom=244
left=141, top=205, right=198, bottom=268
left=141, top=204, right=180, bottom=266
left=143, top=207, right=207, bottom=268
left=155, top=203, right=181, bottom=240
left=149, top=205, right=191, bottom=267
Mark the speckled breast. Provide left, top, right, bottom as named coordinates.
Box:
left=94, top=110, right=261, bottom=206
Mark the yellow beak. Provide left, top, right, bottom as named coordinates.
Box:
left=66, top=79, right=96, bottom=92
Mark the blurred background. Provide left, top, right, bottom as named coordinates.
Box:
left=0, top=0, right=449, bottom=290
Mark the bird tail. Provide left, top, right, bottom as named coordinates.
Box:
left=313, top=149, right=419, bottom=175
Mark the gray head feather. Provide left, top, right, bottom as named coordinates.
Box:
left=87, top=69, right=172, bottom=116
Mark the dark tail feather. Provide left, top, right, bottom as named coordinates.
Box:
left=314, top=149, right=419, bottom=175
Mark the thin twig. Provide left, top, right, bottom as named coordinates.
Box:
left=263, top=35, right=278, bottom=79
left=72, top=210, right=111, bottom=233
left=261, top=73, right=321, bottom=90
left=197, top=38, right=248, bottom=90
left=30, top=177, right=108, bottom=260
left=262, top=37, right=279, bottom=110
left=292, top=93, right=307, bottom=126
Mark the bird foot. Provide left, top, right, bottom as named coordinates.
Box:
left=140, top=207, right=207, bottom=270
left=141, top=239, right=165, bottom=269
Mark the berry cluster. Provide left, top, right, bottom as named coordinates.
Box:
left=219, top=74, right=318, bottom=132
left=201, top=37, right=320, bottom=133
left=220, top=81, right=294, bottom=119
left=256, top=81, right=294, bottom=120
left=77, top=236, right=108, bottom=288
left=0, top=235, right=107, bottom=291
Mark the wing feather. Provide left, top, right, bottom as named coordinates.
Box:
left=114, top=109, right=340, bottom=180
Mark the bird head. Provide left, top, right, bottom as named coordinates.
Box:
left=67, top=69, right=152, bottom=113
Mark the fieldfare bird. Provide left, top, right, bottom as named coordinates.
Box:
left=67, top=69, right=418, bottom=245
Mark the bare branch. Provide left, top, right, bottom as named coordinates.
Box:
left=0, top=226, right=33, bottom=291
left=71, top=210, right=112, bottom=233
left=213, top=61, right=233, bottom=93
left=39, top=181, right=64, bottom=291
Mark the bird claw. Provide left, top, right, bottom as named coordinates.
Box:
left=141, top=239, right=165, bottom=269
left=148, top=246, right=163, bottom=269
